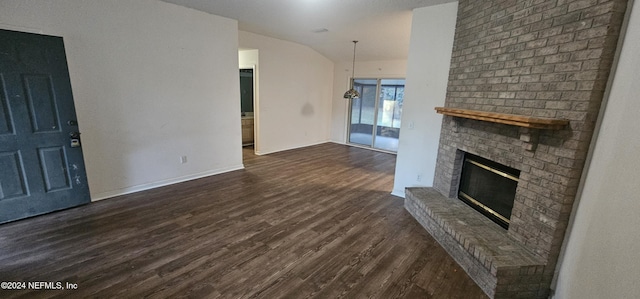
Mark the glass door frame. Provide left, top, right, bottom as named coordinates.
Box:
left=346, top=77, right=404, bottom=153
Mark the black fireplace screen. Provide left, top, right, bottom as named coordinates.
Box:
left=458, top=153, right=520, bottom=229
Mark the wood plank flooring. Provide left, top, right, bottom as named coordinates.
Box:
left=0, top=143, right=487, bottom=298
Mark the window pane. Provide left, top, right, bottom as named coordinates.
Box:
left=374, top=79, right=405, bottom=152
left=355, top=80, right=377, bottom=125
left=394, top=87, right=404, bottom=129
left=349, top=79, right=377, bottom=147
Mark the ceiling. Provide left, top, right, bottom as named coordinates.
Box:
left=161, top=0, right=455, bottom=63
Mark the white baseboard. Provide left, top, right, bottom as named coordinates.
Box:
left=90, top=164, right=245, bottom=202
left=391, top=189, right=406, bottom=198
left=255, top=140, right=331, bottom=156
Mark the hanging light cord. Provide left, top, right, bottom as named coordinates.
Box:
left=344, top=40, right=360, bottom=99
left=351, top=40, right=358, bottom=83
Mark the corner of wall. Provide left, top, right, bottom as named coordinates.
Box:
left=392, top=2, right=458, bottom=196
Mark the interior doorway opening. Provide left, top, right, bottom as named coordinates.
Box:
left=240, top=68, right=254, bottom=147
left=239, top=48, right=258, bottom=160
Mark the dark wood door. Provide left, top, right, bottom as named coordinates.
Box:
left=0, top=29, right=90, bottom=223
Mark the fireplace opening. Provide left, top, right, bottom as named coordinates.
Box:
left=458, top=153, right=520, bottom=229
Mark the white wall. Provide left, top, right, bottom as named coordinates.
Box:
left=553, top=1, right=640, bottom=298
left=391, top=2, right=458, bottom=197
left=0, top=0, right=243, bottom=200
left=330, top=60, right=407, bottom=144
left=238, top=31, right=334, bottom=155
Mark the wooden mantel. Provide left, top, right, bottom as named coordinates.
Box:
left=435, top=107, right=569, bottom=130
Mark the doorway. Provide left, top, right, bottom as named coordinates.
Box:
left=240, top=68, right=254, bottom=147
left=239, top=65, right=257, bottom=164
left=348, top=78, right=404, bottom=152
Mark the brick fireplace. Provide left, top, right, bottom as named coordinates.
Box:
left=405, top=0, right=628, bottom=298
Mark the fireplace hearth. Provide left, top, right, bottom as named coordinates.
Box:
left=403, top=0, right=627, bottom=297
left=458, top=153, right=520, bottom=229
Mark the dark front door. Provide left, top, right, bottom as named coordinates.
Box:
left=0, top=29, right=90, bottom=223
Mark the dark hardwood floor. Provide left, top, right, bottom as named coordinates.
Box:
left=0, top=143, right=487, bottom=298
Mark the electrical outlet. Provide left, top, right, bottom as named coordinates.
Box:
left=180, top=156, right=187, bottom=164
left=417, top=174, right=422, bottom=182
left=408, top=121, right=415, bottom=130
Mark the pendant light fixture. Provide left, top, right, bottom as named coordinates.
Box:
left=343, top=40, right=360, bottom=99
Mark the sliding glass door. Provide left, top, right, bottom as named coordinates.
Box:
left=348, top=79, right=404, bottom=152
left=349, top=79, right=377, bottom=148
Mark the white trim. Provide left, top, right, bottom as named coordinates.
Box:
left=342, top=72, right=352, bottom=144
left=328, top=140, right=397, bottom=155
left=391, top=189, right=406, bottom=198
left=255, top=140, right=331, bottom=156
left=90, top=164, right=245, bottom=202
left=344, top=142, right=398, bottom=155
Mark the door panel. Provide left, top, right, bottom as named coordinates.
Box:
left=24, top=74, right=61, bottom=133
left=0, top=151, right=28, bottom=199
left=38, top=146, right=71, bottom=192
left=0, top=29, right=90, bottom=223
left=0, top=76, right=13, bottom=135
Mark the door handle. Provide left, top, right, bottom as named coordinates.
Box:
left=70, top=132, right=81, bottom=148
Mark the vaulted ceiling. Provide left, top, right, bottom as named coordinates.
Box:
left=161, top=0, right=455, bottom=62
